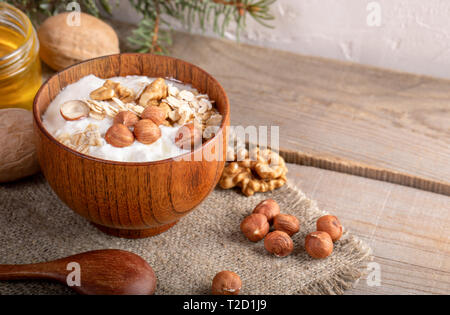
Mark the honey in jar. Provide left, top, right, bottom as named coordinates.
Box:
left=0, top=3, right=41, bottom=110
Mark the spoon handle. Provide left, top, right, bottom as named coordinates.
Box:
left=0, top=262, right=64, bottom=281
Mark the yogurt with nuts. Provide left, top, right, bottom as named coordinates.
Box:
left=42, top=75, right=222, bottom=162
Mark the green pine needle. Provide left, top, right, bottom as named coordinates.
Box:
left=1, top=0, right=277, bottom=54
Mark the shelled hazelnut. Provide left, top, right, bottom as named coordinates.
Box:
left=174, top=123, right=202, bottom=150
left=264, top=231, right=294, bottom=257
left=252, top=199, right=280, bottom=224
left=305, top=231, right=333, bottom=259
left=105, top=124, right=135, bottom=147
left=141, top=106, right=166, bottom=126
left=211, top=271, right=242, bottom=295
left=273, top=214, right=300, bottom=236
left=316, top=215, right=343, bottom=242
left=113, top=111, right=139, bottom=128
left=240, top=213, right=270, bottom=242
left=134, top=119, right=161, bottom=144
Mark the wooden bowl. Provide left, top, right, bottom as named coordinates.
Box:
left=33, top=54, right=229, bottom=238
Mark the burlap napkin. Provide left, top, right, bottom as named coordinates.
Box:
left=0, top=173, right=372, bottom=295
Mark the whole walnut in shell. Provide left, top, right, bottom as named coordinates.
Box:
left=0, top=109, right=40, bottom=182
left=38, top=13, right=120, bottom=71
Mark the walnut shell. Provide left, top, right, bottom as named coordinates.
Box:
left=0, top=109, right=40, bottom=183
left=38, top=13, right=120, bottom=71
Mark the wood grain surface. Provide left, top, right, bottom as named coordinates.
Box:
left=288, top=163, right=450, bottom=295
left=164, top=31, right=450, bottom=195
left=35, top=53, right=229, bottom=238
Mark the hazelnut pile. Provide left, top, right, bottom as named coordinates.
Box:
left=208, top=208, right=344, bottom=295
left=240, top=199, right=299, bottom=257
left=240, top=199, right=343, bottom=260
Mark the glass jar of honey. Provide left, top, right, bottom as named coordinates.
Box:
left=0, top=3, right=41, bottom=110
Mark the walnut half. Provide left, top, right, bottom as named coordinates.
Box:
left=138, top=78, right=168, bottom=107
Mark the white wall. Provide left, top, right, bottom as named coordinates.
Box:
left=113, top=0, right=450, bottom=79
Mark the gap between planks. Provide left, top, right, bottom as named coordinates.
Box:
left=280, top=148, right=450, bottom=196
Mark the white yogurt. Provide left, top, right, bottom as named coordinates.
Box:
left=42, top=75, right=193, bottom=162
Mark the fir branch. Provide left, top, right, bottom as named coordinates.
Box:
left=151, top=0, right=162, bottom=53
left=2, top=0, right=277, bottom=54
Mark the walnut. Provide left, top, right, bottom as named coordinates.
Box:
left=254, top=151, right=287, bottom=179
left=138, top=78, right=168, bottom=107
left=116, top=84, right=135, bottom=103
left=90, top=86, right=115, bottom=101
left=219, top=162, right=252, bottom=189
left=239, top=175, right=287, bottom=197
left=220, top=148, right=288, bottom=196
left=155, top=103, right=173, bottom=126
left=90, top=80, right=135, bottom=103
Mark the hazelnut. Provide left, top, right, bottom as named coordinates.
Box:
left=105, top=124, right=135, bottom=148
left=134, top=119, right=161, bottom=145
left=113, top=111, right=139, bottom=127
left=240, top=213, right=269, bottom=242
left=141, top=106, right=166, bottom=125
left=174, top=123, right=202, bottom=150
left=211, top=271, right=242, bottom=295
left=60, top=100, right=90, bottom=121
left=252, top=199, right=280, bottom=223
left=264, top=231, right=294, bottom=257
left=305, top=231, right=333, bottom=259
left=316, top=215, right=343, bottom=242
left=273, top=214, right=300, bottom=236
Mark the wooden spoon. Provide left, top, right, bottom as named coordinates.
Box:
left=0, top=249, right=157, bottom=295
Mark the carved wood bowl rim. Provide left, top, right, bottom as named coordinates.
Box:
left=33, top=53, right=230, bottom=166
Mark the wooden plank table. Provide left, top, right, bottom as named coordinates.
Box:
left=287, top=164, right=449, bottom=295
left=167, top=32, right=450, bottom=195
